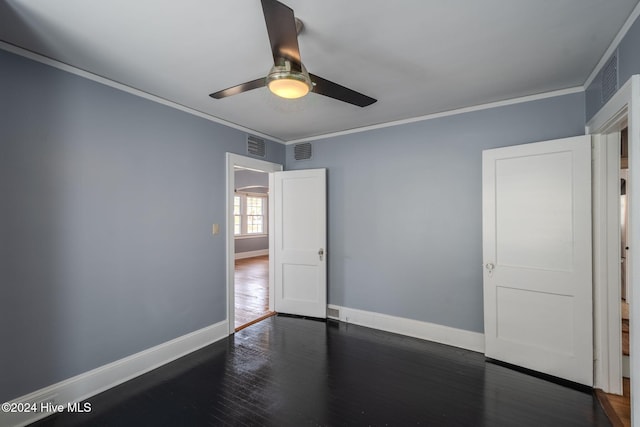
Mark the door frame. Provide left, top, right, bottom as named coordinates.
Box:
left=226, top=153, right=283, bottom=335
left=587, top=75, right=638, bottom=416
left=591, top=128, right=624, bottom=395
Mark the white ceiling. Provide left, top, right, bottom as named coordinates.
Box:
left=1, top=0, right=638, bottom=142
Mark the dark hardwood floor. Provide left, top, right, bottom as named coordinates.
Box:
left=235, top=256, right=270, bottom=330
left=33, top=316, right=611, bottom=426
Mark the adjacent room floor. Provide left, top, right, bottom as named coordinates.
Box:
left=594, top=301, right=631, bottom=427
left=234, top=255, right=271, bottom=330
left=33, top=316, right=611, bottom=426
left=597, top=378, right=631, bottom=427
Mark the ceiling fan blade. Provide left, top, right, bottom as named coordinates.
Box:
left=261, top=0, right=302, bottom=70
left=309, top=74, right=377, bottom=107
left=209, top=77, right=266, bottom=99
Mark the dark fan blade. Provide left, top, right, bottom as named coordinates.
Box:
left=209, top=77, right=266, bottom=99
left=309, top=74, right=377, bottom=107
left=261, top=0, right=302, bottom=70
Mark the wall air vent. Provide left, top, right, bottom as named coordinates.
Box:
left=247, top=135, right=266, bottom=158
left=294, top=142, right=312, bottom=160
left=601, top=50, right=618, bottom=105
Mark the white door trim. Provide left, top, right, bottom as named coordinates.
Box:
left=591, top=132, right=623, bottom=394
left=587, top=75, right=639, bottom=422
left=226, top=153, right=283, bottom=335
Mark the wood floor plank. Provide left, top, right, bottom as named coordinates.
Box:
left=597, top=378, right=631, bottom=427
left=33, top=316, right=612, bottom=427
left=235, top=255, right=269, bottom=329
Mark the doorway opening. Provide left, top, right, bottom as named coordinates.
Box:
left=226, top=153, right=283, bottom=335
left=613, top=127, right=632, bottom=425
left=621, top=127, right=630, bottom=368
left=595, top=126, right=632, bottom=427
left=233, top=167, right=272, bottom=330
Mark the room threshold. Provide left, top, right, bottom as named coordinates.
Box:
left=235, top=311, right=277, bottom=332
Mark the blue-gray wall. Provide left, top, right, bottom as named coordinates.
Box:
left=235, top=169, right=269, bottom=191
left=286, top=92, right=586, bottom=333
left=235, top=236, right=269, bottom=254
left=8, top=11, right=629, bottom=400
left=0, top=48, right=284, bottom=402
left=586, top=12, right=640, bottom=121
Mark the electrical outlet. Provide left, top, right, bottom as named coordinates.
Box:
left=212, top=224, right=220, bottom=235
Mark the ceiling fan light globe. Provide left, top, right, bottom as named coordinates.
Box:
left=266, top=61, right=312, bottom=99
left=268, top=78, right=310, bottom=99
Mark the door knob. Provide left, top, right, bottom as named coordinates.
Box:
left=318, top=248, right=324, bottom=261
left=485, top=263, right=495, bottom=276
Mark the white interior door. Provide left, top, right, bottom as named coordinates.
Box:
left=272, top=168, right=327, bottom=318
left=482, top=135, right=593, bottom=386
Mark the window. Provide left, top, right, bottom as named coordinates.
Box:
left=246, top=196, right=264, bottom=234
left=234, top=193, right=267, bottom=236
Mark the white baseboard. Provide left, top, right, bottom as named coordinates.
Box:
left=327, top=305, right=485, bottom=353
left=234, top=249, right=269, bottom=260
left=1, top=321, right=229, bottom=427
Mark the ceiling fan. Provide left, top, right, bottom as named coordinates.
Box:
left=209, top=0, right=376, bottom=107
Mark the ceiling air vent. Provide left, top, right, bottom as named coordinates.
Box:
left=294, top=142, right=312, bottom=160
left=601, top=51, right=618, bottom=105
left=247, top=135, right=266, bottom=158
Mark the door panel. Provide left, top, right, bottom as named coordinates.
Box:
left=273, top=169, right=327, bottom=318
left=495, top=151, right=574, bottom=271
left=496, top=287, right=574, bottom=354
left=483, top=135, right=592, bottom=386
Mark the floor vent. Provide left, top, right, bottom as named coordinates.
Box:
left=601, top=50, right=618, bottom=105
left=247, top=135, right=266, bottom=158
left=294, top=142, right=312, bottom=160
left=327, top=307, right=340, bottom=319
